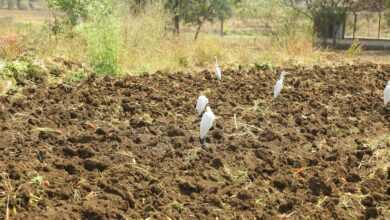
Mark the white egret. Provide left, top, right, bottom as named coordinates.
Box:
left=273, top=71, right=287, bottom=99
left=215, top=57, right=222, bottom=80
left=384, top=81, right=390, bottom=106
left=196, top=95, right=209, bottom=116
left=200, top=106, right=216, bottom=145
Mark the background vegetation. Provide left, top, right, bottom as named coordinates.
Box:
left=1, top=0, right=390, bottom=77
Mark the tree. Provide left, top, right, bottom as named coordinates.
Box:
left=214, top=0, right=233, bottom=36
left=165, top=0, right=187, bottom=34
left=183, top=0, right=233, bottom=40
left=1, top=0, right=36, bottom=10
left=47, top=0, right=91, bottom=26
left=281, top=0, right=390, bottom=45
left=7, top=0, right=15, bottom=9
left=126, top=0, right=149, bottom=14
left=283, top=0, right=354, bottom=44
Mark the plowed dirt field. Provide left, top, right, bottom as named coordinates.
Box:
left=0, top=64, right=389, bottom=220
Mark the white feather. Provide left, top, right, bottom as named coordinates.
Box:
left=215, top=65, right=222, bottom=80
left=215, top=57, right=222, bottom=80
left=200, top=106, right=215, bottom=140
left=273, top=72, right=286, bottom=98
left=196, top=95, right=209, bottom=116
left=384, top=81, right=390, bottom=106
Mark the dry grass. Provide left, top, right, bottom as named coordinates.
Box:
left=0, top=5, right=323, bottom=75
left=2, top=7, right=390, bottom=76
left=0, top=9, right=49, bottom=24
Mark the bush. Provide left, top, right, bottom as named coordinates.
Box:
left=81, top=0, right=121, bottom=75
left=47, top=0, right=89, bottom=26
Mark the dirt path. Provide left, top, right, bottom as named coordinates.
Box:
left=0, top=64, right=389, bottom=219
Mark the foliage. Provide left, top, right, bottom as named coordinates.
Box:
left=2, top=60, right=29, bottom=79
left=81, top=0, right=121, bottom=75
left=126, top=0, right=149, bottom=14
left=64, top=70, right=87, bottom=83
left=0, top=0, right=328, bottom=75
left=164, top=0, right=187, bottom=33
left=346, top=39, right=362, bottom=57
left=46, top=0, right=90, bottom=26
left=182, top=0, right=234, bottom=39
left=236, top=0, right=311, bottom=39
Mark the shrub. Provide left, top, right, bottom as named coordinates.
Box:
left=81, top=0, right=121, bottom=75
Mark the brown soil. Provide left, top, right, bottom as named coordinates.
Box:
left=0, top=64, right=389, bottom=220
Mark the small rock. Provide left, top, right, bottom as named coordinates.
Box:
left=122, top=102, right=136, bottom=113
left=83, top=159, right=109, bottom=172
left=150, top=184, right=162, bottom=195
left=324, top=152, right=338, bottom=161
left=279, top=201, right=294, bottom=214
left=346, top=173, right=361, bottom=183
left=69, top=111, right=78, bottom=119
left=361, top=196, right=375, bottom=207
left=178, top=180, right=201, bottom=195
left=68, top=135, right=95, bottom=144
left=64, top=164, right=78, bottom=175
left=95, top=127, right=106, bottom=135
left=207, top=195, right=224, bottom=208
left=211, top=158, right=223, bottom=169
left=77, top=147, right=95, bottom=159
left=211, top=129, right=223, bottom=140
left=365, top=207, right=378, bottom=220
left=167, top=126, right=185, bottom=137
left=237, top=190, right=252, bottom=201
left=273, top=177, right=288, bottom=192
left=308, top=177, right=332, bottom=196
left=62, top=146, right=77, bottom=157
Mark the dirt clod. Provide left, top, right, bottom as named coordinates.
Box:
left=83, top=159, right=109, bottom=171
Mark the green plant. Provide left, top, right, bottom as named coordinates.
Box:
left=30, top=175, right=44, bottom=186
left=346, top=39, right=362, bottom=57
left=47, top=0, right=90, bottom=26
left=64, top=70, right=87, bottom=83
left=171, top=201, right=185, bottom=213
left=81, top=0, right=121, bottom=75
left=182, top=0, right=234, bottom=40
left=2, top=60, right=29, bottom=79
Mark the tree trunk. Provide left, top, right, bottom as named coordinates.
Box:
left=220, top=17, right=224, bottom=37
left=16, top=0, right=26, bottom=10
left=7, top=0, right=14, bottom=9
left=342, top=14, right=346, bottom=39
left=353, top=12, right=357, bottom=40
left=174, top=15, right=180, bottom=35
left=332, top=24, right=337, bottom=48
left=378, top=12, right=382, bottom=39
left=194, top=21, right=203, bottom=41
left=29, top=0, right=35, bottom=9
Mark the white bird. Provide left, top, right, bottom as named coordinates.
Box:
left=200, top=106, right=216, bottom=146
left=215, top=57, right=222, bottom=80
left=273, top=71, right=287, bottom=99
left=196, top=95, right=209, bottom=116
left=384, top=81, right=390, bottom=106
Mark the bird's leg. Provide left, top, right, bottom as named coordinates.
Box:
left=200, top=139, right=211, bottom=152
left=200, top=137, right=206, bottom=145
